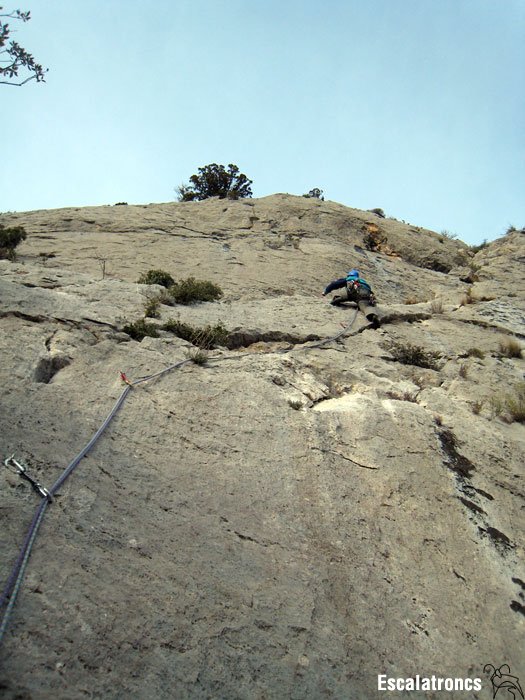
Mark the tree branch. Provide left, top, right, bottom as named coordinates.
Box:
left=0, top=7, right=46, bottom=86
left=0, top=73, right=37, bottom=85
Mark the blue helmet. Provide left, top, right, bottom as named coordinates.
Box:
left=347, top=269, right=359, bottom=278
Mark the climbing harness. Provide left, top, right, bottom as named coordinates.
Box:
left=345, top=279, right=376, bottom=305
left=0, top=309, right=361, bottom=648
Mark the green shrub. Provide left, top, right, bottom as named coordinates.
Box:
left=161, top=319, right=195, bottom=342
left=176, top=163, right=253, bottom=201
left=1, top=248, right=16, bottom=261
left=0, top=223, right=27, bottom=260
left=137, top=269, right=175, bottom=288
left=144, top=296, right=162, bottom=318
left=303, top=188, right=324, bottom=200
left=368, top=208, right=385, bottom=218
left=122, top=319, right=160, bottom=341
left=387, top=341, right=442, bottom=371
left=166, top=277, right=223, bottom=304
left=162, top=320, right=228, bottom=349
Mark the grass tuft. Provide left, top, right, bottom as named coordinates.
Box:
left=498, top=338, right=522, bottom=359
left=430, top=299, right=443, bottom=314
left=490, top=383, right=525, bottom=423
left=460, top=287, right=475, bottom=306
left=144, top=296, right=162, bottom=318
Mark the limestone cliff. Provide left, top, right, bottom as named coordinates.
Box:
left=0, top=195, right=523, bottom=699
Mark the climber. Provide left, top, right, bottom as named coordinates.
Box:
left=322, top=269, right=380, bottom=328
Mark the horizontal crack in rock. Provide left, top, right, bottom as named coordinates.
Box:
left=380, top=311, right=431, bottom=324
left=225, top=328, right=321, bottom=350
left=454, top=316, right=525, bottom=339
left=0, top=310, right=49, bottom=323
left=227, top=529, right=281, bottom=548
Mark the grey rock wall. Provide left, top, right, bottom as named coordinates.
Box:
left=0, top=196, right=523, bottom=699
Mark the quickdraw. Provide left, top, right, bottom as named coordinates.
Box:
left=4, top=455, right=53, bottom=503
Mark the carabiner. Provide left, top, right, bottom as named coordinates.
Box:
left=4, top=455, right=53, bottom=502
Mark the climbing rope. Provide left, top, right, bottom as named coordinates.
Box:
left=300, top=307, right=359, bottom=350
left=0, top=309, right=361, bottom=647
left=0, top=358, right=191, bottom=647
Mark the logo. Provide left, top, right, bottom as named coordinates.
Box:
left=484, top=665, right=523, bottom=700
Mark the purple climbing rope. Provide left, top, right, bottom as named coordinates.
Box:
left=0, top=358, right=191, bottom=647
left=0, top=310, right=360, bottom=647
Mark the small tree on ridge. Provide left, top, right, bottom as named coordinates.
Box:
left=176, top=163, right=253, bottom=201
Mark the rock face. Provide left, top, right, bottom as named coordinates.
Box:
left=0, top=195, right=523, bottom=699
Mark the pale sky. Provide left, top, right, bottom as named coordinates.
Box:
left=1, top=0, right=524, bottom=244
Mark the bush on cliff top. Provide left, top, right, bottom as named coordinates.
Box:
left=176, top=163, right=253, bottom=201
